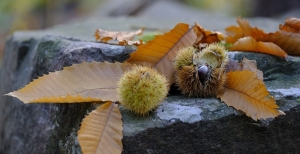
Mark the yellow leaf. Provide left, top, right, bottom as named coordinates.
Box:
left=230, top=37, right=288, bottom=59
left=217, top=70, right=284, bottom=121
left=94, top=28, right=144, bottom=46
left=78, top=102, right=123, bottom=154
left=126, top=23, right=198, bottom=85
left=6, top=62, right=132, bottom=103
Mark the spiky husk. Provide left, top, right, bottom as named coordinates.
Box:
left=193, top=43, right=228, bottom=69
left=175, top=43, right=228, bottom=97
left=177, top=66, right=226, bottom=97
left=117, top=65, right=168, bottom=115
left=174, top=47, right=194, bottom=70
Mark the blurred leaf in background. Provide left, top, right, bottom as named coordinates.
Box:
left=0, top=0, right=103, bottom=66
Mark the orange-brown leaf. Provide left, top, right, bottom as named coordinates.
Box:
left=217, top=70, right=284, bottom=121
left=230, top=37, right=288, bottom=59
left=95, top=28, right=144, bottom=46
left=6, top=62, right=132, bottom=103
left=126, top=23, right=198, bottom=85
left=259, top=31, right=300, bottom=55
left=231, top=17, right=300, bottom=55
left=236, top=16, right=268, bottom=40
left=194, top=22, right=225, bottom=45
left=225, top=25, right=244, bottom=43
left=279, top=24, right=300, bottom=33
left=284, top=17, right=300, bottom=29
left=78, top=102, right=123, bottom=154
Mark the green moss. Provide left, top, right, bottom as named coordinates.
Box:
left=137, top=33, right=160, bottom=43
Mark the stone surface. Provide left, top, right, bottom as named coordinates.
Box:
left=121, top=52, right=300, bottom=137
left=0, top=34, right=135, bottom=154
left=1, top=0, right=300, bottom=153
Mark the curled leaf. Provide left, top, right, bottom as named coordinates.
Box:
left=126, top=23, right=199, bottom=85
left=194, top=22, right=225, bottom=46
left=78, top=102, right=123, bottom=154
left=260, top=31, right=300, bottom=55
left=243, top=16, right=300, bottom=55
left=225, top=25, right=244, bottom=44
left=279, top=24, right=300, bottom=33
left=95, top=28, right=144, bottom=46
left=217, top=70, right=284, bottom=121
left=230, top=37, right=288, bottom=59
left=284, top=17, right=300, bottom=29
left=236, top=16, right=267, bottom=40
left=6, top=62, right=132, bottom=103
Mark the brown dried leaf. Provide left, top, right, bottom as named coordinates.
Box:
left=229, top=16, right=300, bottom=56
left=194, top=22, right=225, bottom=45
left=225, top=58, right=262, bottom=80
left=236, top=16, right=268, bottom=40
left=230, top=37, right=288, bottom=59
left=241, top=58, right=263, bottom=80
left=284, top=17, right=300, bottom=29
left=259, top=31, right=300, bottom=55
left=6, top=62, right=132, bottom=103
left=126, top=23, right=199, bottom=85
left=95, top=28, right=144, bottom=46
left=225, top=25, right=244, bottom=43
left=217, top=70, right=285, bottom=121
left=279, top=24, right=300, bottom=33
left=78, top=102, right=123, bottom=154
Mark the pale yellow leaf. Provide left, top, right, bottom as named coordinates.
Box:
left=6, top=62, right=132, bottom=103
left=217, top=70, right=284, bottom=121
left=78, top=102, right=123, bottom=154
left=126, top=23, right=198, bottom=85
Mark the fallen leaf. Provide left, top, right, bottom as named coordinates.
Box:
left=279, top=24, right=300, bottom=33
left=225, top=59, right=242, bottom=73
left=279, top=17, right=300, bottom=33
left=126, top=23, right=199, bottom=85
left=217, top=70, right=284, bottom=121
left=230, top=37, right=288, bottom=59
left=283, top=17, right=300, bottom=29
left=194, top=22, right=225, bottom=45
left=228, top=16, right=300, bottom=56
left=236, top=16, right=267, bottom=40
left=225, top=25, right=244, bottom=43
left=6, top=62, right=132, bottom=103
left=259, top=31, right=300, bottom=55
left=95, top=28, right=144, bottom=46
left=78, top=102, right=123, bottom=154
left=241, top=58, right=263, bottom=80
